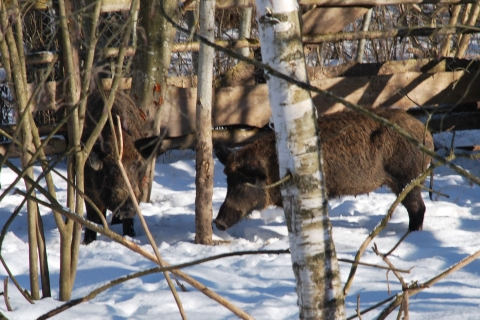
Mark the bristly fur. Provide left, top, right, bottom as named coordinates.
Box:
left=214, top=109, right=434, bottom=232
left=82, top=91, right=149, bottom=244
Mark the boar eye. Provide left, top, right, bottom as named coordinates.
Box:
left=240, top=165, right=267, bottom=181
left=236, top=171, right=258, bottom=185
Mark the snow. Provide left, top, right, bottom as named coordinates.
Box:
left=0, top=134, right=480, bottom=320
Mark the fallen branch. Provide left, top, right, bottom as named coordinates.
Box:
left=0, top=197, right=34, bottom=305
left=38, top=247, right=289, bottom=319
left=384, top=231, right=411, bottom=257
left=3, top=278, right=12, bottom=312
left=343, top=165, right=432, bottom=295
left=376, top=249, right=480, bottom=320
left=346, top=294, right=396, bottom=320
left=113, top=116, right=187, bottom=320
left=7, top=166, right=254, bottom=320
left=338, top=258, right=411, bottom=273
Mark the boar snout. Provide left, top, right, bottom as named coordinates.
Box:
left=214, top=219, right=228, bottom=231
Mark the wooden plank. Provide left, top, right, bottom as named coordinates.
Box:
left=0, top=138, right=66, bottom=158
left=302, top=7, right=370, bottom=35
left=26, top=82, right=60, bottom=112
left=159, top=84, right=272, bottom=137
left=24, top=66, right=480, bottom=137
left=158, top=70, right=480, bottom=136
left=311, top=70, right=480, bottom=114
left=308, top=58, right=480, bottom=79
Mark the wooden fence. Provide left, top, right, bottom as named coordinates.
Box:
left=2, top=0, right=480, bottom=156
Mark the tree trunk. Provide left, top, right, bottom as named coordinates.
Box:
left=194, top=0, right=215, bottom=245
left=0, top=0, right=40, bottom=300
left=256, top=0, right=345, bottom=318
left=56, top=0, right=82, bottom=301
left=130, top=0, right=179, bottom=202
left=238, top=7, right=253, bottom=57
left=455, top=3, right=480, bottom=58
left=355, top=8, right=373, bottom=62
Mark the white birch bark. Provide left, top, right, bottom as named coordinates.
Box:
left=238, top=7, right=253, bottom=57
left=255, top=0, right=345, bottom=318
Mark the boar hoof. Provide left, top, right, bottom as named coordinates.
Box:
left=83, top=229, right=97, bottom=245
left=122, top=218, right=136, bottom=237
left=111, top=214, right=122, bottom=225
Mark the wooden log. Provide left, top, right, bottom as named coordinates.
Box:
left=302, top=7, right=371, bottom=36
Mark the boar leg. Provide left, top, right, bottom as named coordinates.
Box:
left=402, top=187, right=426, bottom=231
left=83, top=201, right=107, bottom=245
left=122, top=218, right=136, bottom=237
left=111, top=214, right=122, bottom=225
left=111, top=214, right=136, bottom=238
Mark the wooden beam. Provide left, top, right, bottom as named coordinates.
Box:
left=157, top=128, right=272, bottom=153
left=0, top=138, right=66, bottom=158
left=311, top=70, right=480, bottom=114
left=303, top=26, right=480, bottom=44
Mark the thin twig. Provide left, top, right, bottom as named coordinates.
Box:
left=338, top=258, right=411, bottom=273
left=37, top=249, right=288, bottom=319
left=384, top=231, right=411, bottom=257
left=245, top=173, right=291, bottom=189
left=419, top=185, right=449, bottom=198
left=373, top=244, right=407, bottom=289
left=11, top=186, right=254, bottom=319
left=377, top=248, right=480, bottom=320
left=0, top=197, right=36, bottom=304
left=114, top=116, right=187, bottom=319
left=356, top=294, right=363, bottom=320
left=3, top=278, right=12, bottom=312
left=346, top=294, right=396, bottom=320
left=343, top=166, right=431, bottom=295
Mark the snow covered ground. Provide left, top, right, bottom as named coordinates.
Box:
left=0, top=131, right=479, bottom=319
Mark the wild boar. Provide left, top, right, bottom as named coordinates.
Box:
left=82, top=91, right=150, bottom=244
left=214, top=109, right=434, bottom=232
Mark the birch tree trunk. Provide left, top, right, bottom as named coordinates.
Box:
left=194, top=0, right=215, bottom=245
left=256, top=0, right=345, bottom=318
left=238, top=8, right=253, bottom=58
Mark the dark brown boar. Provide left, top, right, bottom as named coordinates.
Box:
left=82, top=91, right=150, bottom=245
left=214, top=109, right=434, bottom=232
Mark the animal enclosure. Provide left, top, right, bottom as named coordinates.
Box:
left=1, top=0, right=480, bottom=156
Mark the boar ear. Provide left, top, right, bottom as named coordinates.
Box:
left=214, top=143, right=231, bottom=165
left=88, top=151, right=104, bottom=171
left=134, top=136, right=161, bottom=159
left=243, top=159, right=267, bottom=180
